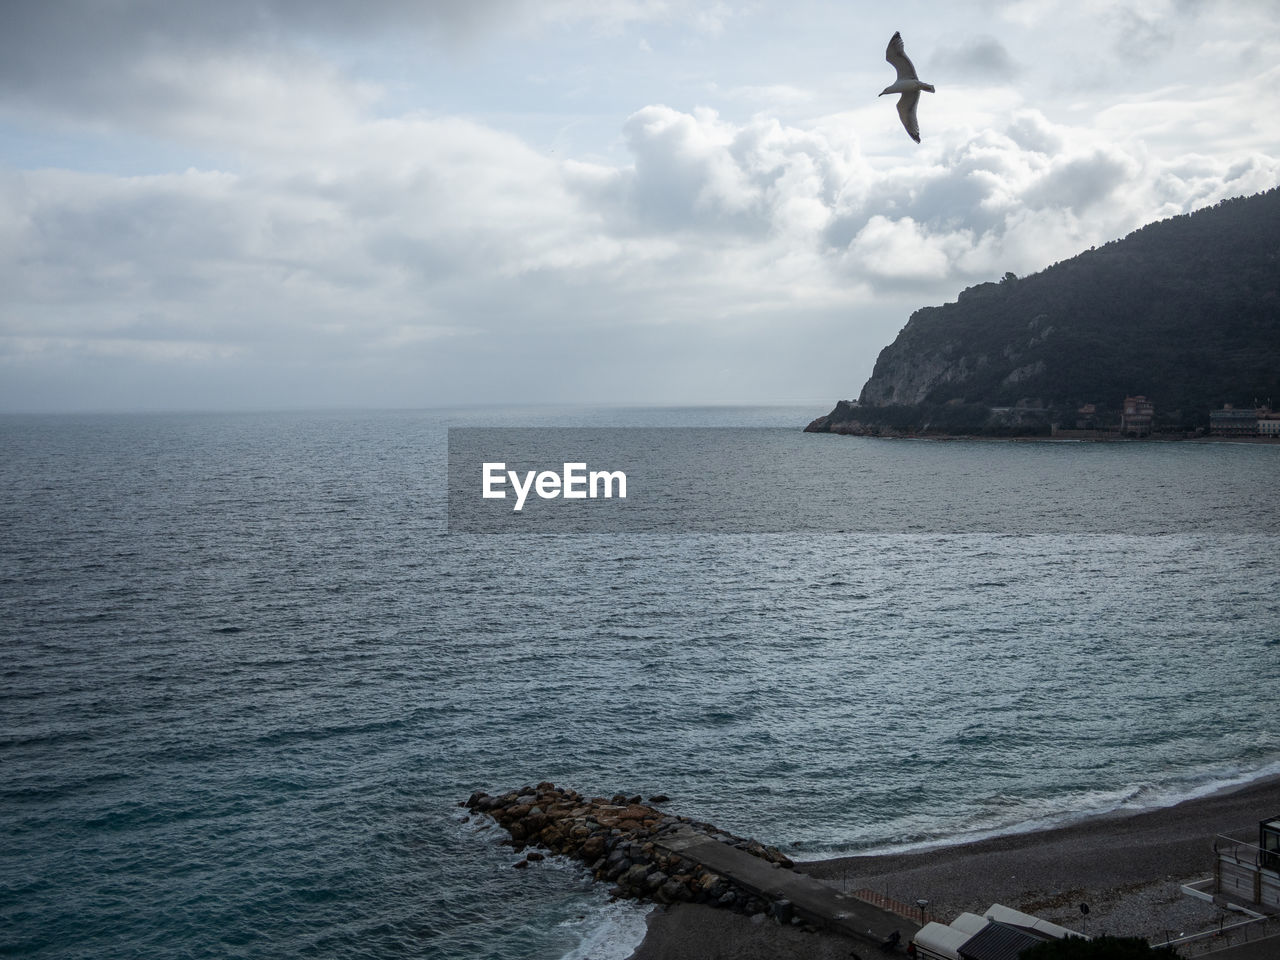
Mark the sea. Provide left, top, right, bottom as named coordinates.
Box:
left=3, top=405, right=1279, bottom=960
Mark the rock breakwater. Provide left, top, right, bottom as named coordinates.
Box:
left=463, top=782, right=797, bottom=917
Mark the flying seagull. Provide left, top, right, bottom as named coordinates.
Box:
left=880, top=31, right=934, bottom=143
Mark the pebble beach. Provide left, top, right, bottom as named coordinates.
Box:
left=628, top=774, right=1280, bottom=959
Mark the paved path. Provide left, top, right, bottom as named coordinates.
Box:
left=1199, top=935, right=1280, bottom=959
left=655, top=827, right=921, bottom=950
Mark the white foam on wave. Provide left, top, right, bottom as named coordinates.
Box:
left=1114, top=758, right=1280, bottom=814
left=791, top=760, right=1280, bottom=861
left=556, top=896, right=653, bottom=960
left=786, top=784, right=1141, bottom=861
left=891, top=785, right=1144, bottom=854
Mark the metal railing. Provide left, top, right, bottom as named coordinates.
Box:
left=1157, top=840, right=1280, bottom=955
left=1158, top=913, right=1280, bottom=956
left=1214, top=833, right=1280, bottom=870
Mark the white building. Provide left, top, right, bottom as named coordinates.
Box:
left=912, top=903, right=1085, bottom=960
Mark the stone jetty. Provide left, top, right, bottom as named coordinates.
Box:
left=463, top=782, right=916, bottom=950
left=463, top=782, right=794, bottom=914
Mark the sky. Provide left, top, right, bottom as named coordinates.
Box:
left=1, top=0, right=1278, bottom=413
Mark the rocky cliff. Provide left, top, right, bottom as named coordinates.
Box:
left=808, top=187, right=1280, bottom=436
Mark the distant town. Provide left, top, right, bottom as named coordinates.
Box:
left=1054, top=396, right=1280, bottom=440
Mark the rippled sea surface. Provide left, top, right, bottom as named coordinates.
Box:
left=3, top=407, right=1279, bottom=960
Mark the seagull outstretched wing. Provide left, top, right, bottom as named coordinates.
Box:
left=886, top=31, right=918, bottom=82
left=896, top=89, right=921, bottom=143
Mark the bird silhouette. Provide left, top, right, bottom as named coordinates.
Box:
left=879, top=31, right=935, bottom=143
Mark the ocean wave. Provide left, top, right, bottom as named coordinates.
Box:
left=557, top=897, right=652, bottom=960
left=790, top=760, right=1280, bottom=860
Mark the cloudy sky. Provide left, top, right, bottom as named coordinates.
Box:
left=2, top=0, right=1278, bottom=412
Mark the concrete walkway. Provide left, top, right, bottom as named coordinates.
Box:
left=655, top=827, right=920, bottom=950
left=1199, top=935, right=1280, bottom=959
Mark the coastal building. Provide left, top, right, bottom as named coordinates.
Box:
left=1258, top=407, right=1280, bottom=437
left=1210, top=404, right=1260, bottom=437
left=1075, top=403, right=1100, bottom=430
left=1214, top=817, right=1280, bottom=910
left=1120, top=395, right=1154, bottom=437
left=912, top=904, right=1083, bottom=960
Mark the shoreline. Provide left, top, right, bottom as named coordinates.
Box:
left=794, top=762, right=1280, bottom=864
left=626, top=772, right=1280, bottom=960
left=808, top=429, right=1280, bottom=445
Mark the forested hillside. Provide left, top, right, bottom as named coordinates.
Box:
left=810, top=188, right=1280, bottom=435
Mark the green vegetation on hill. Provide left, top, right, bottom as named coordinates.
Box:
left=813, top=188, right=1280, bottom=435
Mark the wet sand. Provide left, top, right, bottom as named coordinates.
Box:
left=628, top=775, right=1280, bottom=959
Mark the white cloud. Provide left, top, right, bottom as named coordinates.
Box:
left=623, top=105, right=761, bottom=226
left=845, top=216, right=955, bottom=281
left=6, top=100, right=1264, bottom=354
left=1, top=0, right=1279, bottom=409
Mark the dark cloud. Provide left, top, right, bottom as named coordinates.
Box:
left=1006, top=112, right=1063, bottom=155
left=933, top=35, right=1021, bottom=82
left=1107, top=6, right=1177, bottom=65
left=0, top=0, right=521, bottom=125
left=1024, top=150, right=1134, bottom=214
